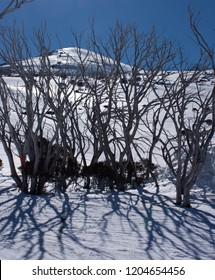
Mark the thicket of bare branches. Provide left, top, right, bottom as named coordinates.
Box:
left=154, top=11, right=215, bottom=207
left=0, top=0, right=33, bottom=19
left=0, top=15, right=214, bottom=206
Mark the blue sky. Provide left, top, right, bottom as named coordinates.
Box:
left=1, top=0, right=215, bottom=64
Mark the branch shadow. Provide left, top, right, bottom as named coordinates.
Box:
left=98, top=186, right=215, bottom=259
left=0, top=181, right=214, bottom=259
left=0, top=182, right=115, bottom=259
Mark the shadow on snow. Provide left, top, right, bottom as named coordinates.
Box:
left=0, top=182, right=214, bottom=259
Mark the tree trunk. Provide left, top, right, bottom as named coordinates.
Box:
left=1, top=140, right=23, bottom=189
left=175, top=181, right=182, bottom=205
left=182, top=186, right=191, bottom=207
left=21, top=174, right=28, bottom=193
left=38, top=175, right=46, bottom=194
left=29, top=175, right=38, bottom=194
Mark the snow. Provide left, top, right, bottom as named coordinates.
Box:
left=0, top=47, right=132, bottom=76
left=0, top=49, right=215, bottom=260
left=0, top=160, right=215, bottom=259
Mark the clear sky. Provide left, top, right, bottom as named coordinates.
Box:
left=1, top=0, right=215, bottom=65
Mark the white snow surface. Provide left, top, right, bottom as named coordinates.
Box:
left=0, top=154, right=215, bottom=260
left=0, top=47, right=132, bottom=76
left=0, top=48, right=215, bottom=260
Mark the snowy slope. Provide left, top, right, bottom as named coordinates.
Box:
left=0, top=47, right=132, bottom=77
left=0, top=121, right=215, bottom=260
left=0, top=49, right=215, bottom=260
left=49, top=47, right=132, bottom=75
left=0, top=171, right=214, bottom=260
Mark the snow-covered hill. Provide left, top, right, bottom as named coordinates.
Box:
left=0, top=47, right=132, bottom=77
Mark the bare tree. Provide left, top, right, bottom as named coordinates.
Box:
left=158, top=57, right=215, bottom=207
left=67, top=22, right=176, bottom=189
left=1, top=13, right=214, bottom=202
left=156, top=9, right=215, bottom=207
left=0, top=0, right=33, bottom=19
left=0, top=25, right=62, bottom=194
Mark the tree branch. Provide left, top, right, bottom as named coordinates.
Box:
left=0, top=0, right=33, bottom=20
